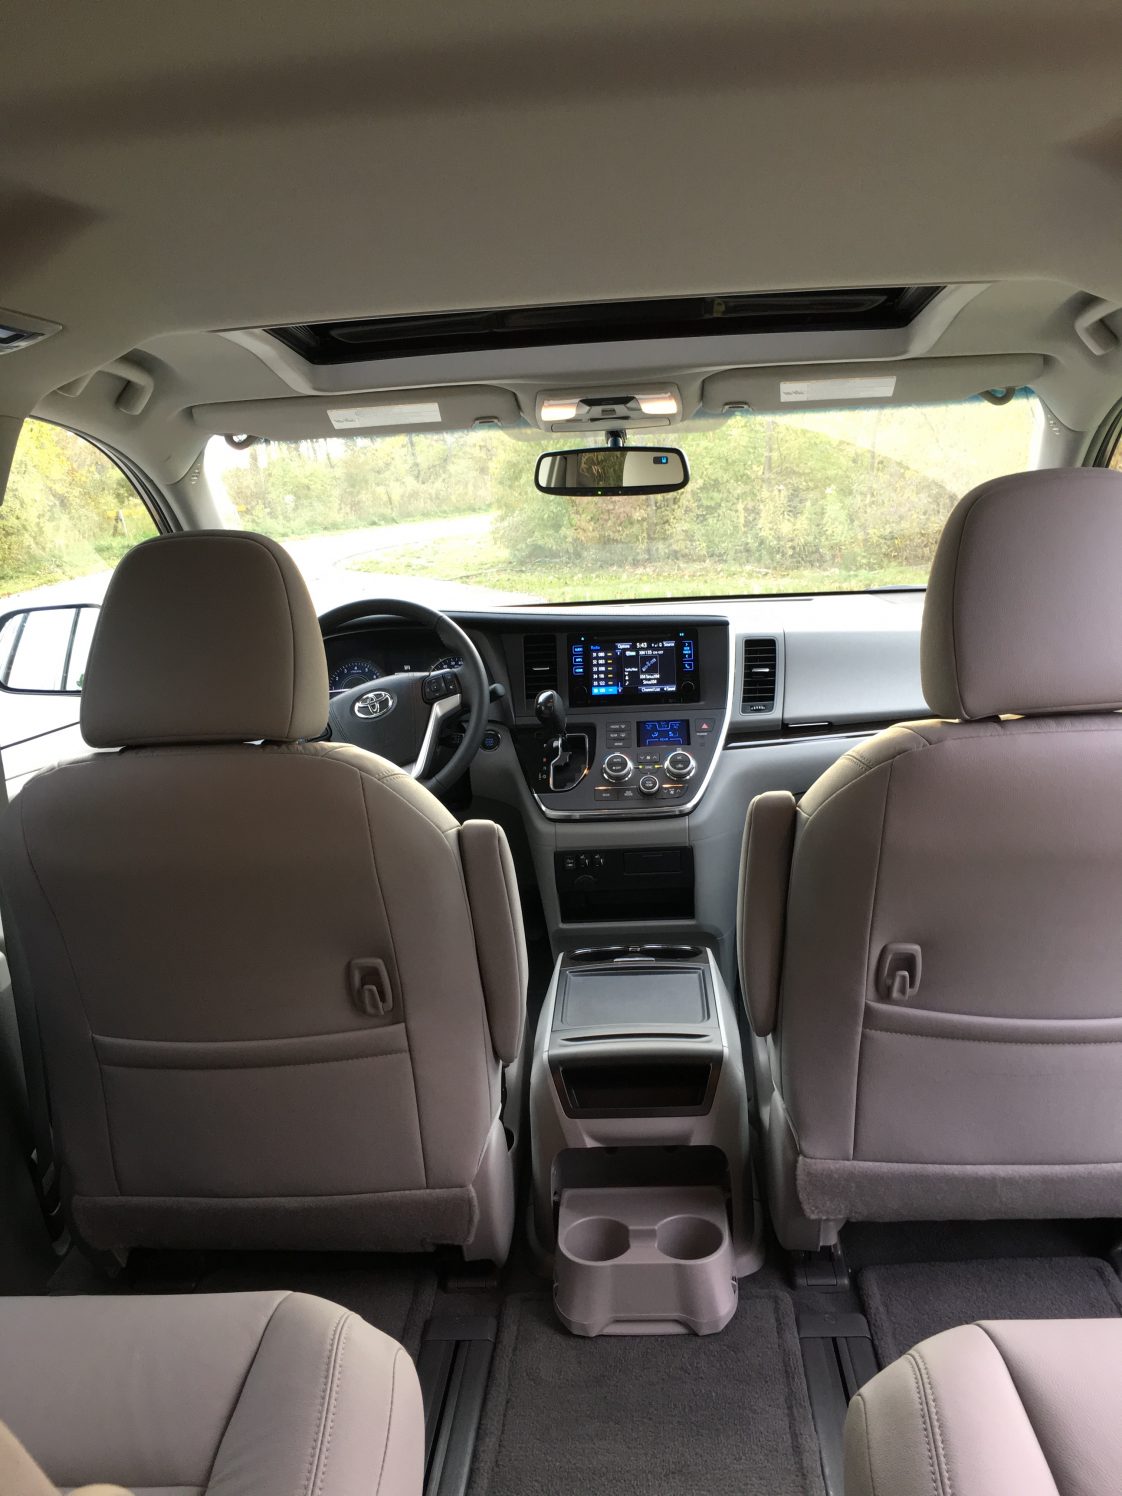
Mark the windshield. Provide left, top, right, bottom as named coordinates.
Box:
left=207, top=394, right=1040, bottom=611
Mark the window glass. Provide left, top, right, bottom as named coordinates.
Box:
left=0, top=421, right=158, bottom=792
left=208, top=394, right=1040, bottom=610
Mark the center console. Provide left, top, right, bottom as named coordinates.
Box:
left=529, top=944, right=759, bottom=1336
left=513, top=619, right=730, bottom=819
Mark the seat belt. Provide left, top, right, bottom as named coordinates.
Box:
left=0, top=746, right=70, bottom=1254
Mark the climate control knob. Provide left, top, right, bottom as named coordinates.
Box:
left=602, top=752, right=634, bottom=783
left=664, top=750, right=697, bottom=782
left=638, top=773, right=660, bottom=796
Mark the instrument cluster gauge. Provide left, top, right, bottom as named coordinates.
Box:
left=329, top=660, right=381, bottom=693
left=430, top=654, right=463, bottom=673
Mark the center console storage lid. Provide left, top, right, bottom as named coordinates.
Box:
left=558, top=965, right=710, bottom=1028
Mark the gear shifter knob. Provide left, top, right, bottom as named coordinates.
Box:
left=534, top=689, right=567, bottom=738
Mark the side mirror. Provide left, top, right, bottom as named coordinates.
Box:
left=534, top=446, right=689, bottom=497
left=0, top=604, right=100, bottom=695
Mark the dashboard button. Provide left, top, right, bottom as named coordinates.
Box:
left=602, top=752, right=634, bottom=783
left=618, top=786, right=640, bottom=801
left=594, top=786, right=619, bottom=802
left=665, top=750, right=697, bottom=782
left=638, top=774, right=660, bottom=796
left=481, top=728, right=502, bottom=751
left=660, top=784, right=686, bottom=799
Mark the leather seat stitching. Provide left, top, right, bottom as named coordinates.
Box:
left=311, top=1313, right=352, bottom=1496
left=374, top=1348, right=403, bottom=1495
left=974, top=1324, right=1064, bottom=1496
left=205, top=1291, right=293, bottom=1490
left=304, top=1309, right=350, bottom=1496
left=905, top=1352, right=947, bottom=1496
left=913, top=1349, right=953, bottom=1496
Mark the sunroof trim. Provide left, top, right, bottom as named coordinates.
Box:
left=267, top=286, right=944, bottom=366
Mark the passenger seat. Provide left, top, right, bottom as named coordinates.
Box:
left=0, top=1291, right=422, bottom=1496
left=846, top=1318, right=1122, bottom=1495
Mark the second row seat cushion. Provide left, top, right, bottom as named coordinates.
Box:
left=846, top=1317, right=1122, bottom=1496
left=0, top=1290, right=422, bottom=1496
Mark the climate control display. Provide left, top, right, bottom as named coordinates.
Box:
left=638, top=718, right=690, bottom=746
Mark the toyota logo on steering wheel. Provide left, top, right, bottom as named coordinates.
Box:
left=354, top=689, right=396, bottom=720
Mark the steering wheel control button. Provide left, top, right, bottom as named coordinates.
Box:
left=421, top=670, right=460, bottom=703
left=602, top=752, right=634, bottom=783
left=664, top=749, right=697, bottom=781
left=353, top=689, right=396, bottom=720
left=638, top=773, right=660, bottom=795
left=481, top=728, right=502, bottom=751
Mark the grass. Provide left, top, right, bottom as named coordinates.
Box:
left=349, top=517, right=928, bottom=601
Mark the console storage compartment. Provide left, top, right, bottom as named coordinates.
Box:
left=554, top=1184, right=737, bottom=1336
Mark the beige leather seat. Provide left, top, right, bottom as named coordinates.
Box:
left=846, top=1318, right=1122, bottom=1496
left=738, top=468, right=1122, bottom=1248
left=0, top=531, right=526, bottom=1260
left=0, top=1290, right=422, bottom=1496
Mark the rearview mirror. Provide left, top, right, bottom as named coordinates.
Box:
left=0, top=604, right=100, bottom=695
left=534, top=446, right=689, bottom=497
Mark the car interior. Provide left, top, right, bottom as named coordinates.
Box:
left=5, top=4, right=1122, bottom=1495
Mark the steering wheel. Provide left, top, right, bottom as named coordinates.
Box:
left=317, top=599, right=490, bottom=796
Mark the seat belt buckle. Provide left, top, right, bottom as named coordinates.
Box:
left=347, top=958, right=397, bottom=1020
left=876, top=943, right=922, bottom=1003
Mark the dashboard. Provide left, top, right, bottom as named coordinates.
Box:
left=320, top=592, right=927, bottom=979
left=323, top=626, right=463, bottom=693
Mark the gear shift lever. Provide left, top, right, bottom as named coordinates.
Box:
left=534, top=689, right=589, bottom=792
left=534, top=689, right=567, bottom=740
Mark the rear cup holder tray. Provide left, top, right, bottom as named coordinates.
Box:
left=554, top=1184, right=736, bottom=1337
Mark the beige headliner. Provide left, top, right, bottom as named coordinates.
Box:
left=4, top=0, right=1122, bottom=482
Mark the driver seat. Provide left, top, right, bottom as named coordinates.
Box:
left=0, top=531, right=527, bottom=1262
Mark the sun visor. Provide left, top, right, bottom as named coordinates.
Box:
left=191, top=385, right=524, bottom=439
left=701, top=355, right=1045, bottom=414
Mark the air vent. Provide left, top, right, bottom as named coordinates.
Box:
left=741, top=638, right=778, bottom=713
left=523, top=633, right=559, bottom=701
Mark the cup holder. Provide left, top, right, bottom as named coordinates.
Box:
left=563, top=1215, right=630, bottom=1263
left=655, top=1214, right=725, bottom=1261
left=555, top=1186, right=737, bottom=1337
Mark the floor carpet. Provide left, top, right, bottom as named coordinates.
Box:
left=192, top=1252, right=437, bottom=1353
left=859, top=1254, right=1122, bottom=1364
left=467, top=1290, right=824, bottom=1496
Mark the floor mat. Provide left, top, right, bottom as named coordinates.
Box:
left=467, top=1291, right=824, bottom=1496
left=859, top=1255, right=1122, bottom=1365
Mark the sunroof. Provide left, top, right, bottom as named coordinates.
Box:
left=267, top=287, right=943, bottom=365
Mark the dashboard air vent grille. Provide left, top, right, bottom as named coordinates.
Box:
left=741, top=638, right=778, bottom=713
left=523, top=633, right=559, bottom=701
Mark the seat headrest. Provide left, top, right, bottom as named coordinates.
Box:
left=921, top=468, right=1122, bottom=720
left=81, top=531, right=329, bottom=748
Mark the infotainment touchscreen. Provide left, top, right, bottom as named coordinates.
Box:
left=568, top=630, right=698, bottom=705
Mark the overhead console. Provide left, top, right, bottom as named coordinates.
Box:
left=509, top=619, right=730, bottom=819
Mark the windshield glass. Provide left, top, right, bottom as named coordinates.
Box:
left=207, top=394, right=1040, bottom=610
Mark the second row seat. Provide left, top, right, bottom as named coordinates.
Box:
left=0, top=1290, right=422, bottom=1496
left=848, top=1317, right=1122, bottom=1496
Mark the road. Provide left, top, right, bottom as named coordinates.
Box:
left=284, top=512, right=535, bottom=611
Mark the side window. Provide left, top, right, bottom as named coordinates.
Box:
left=1110, top=440, right=1122, bottom=474
left=0, top=421, right=158, bottom=795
